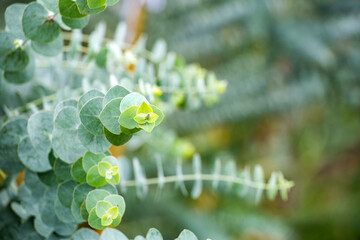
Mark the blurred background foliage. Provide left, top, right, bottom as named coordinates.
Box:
left=1, top=0, right=360, bottom=239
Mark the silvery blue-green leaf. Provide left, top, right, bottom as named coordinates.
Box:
left=78, top=89, right=104, bottom=110
left=76, top=0, right=105, bottom=15
left=57, top=180, right=77, bottom=208
left=53, top=221, right=77, bottom=237
left=71, top=199, right=85, bottom=223
left=53, top=99, right=77, bottom=121
left=79, top=96, right=104, bottom=136
left=133, top=158, right=148, bottom=199
left=212, top=158, right=221, bottom=191
left=88, top=22, right=106, bottom=53
left=10, top=202, right=28, bottom=219
left=5, top=4, right=26, bottom=39
left=53, top=107, right=86, bottom=163
left=146, top=228, right=163, bottom=240
left=85, top=189, right=110, bottom=213
left=73, top=183, right=94, bottom=208
left=18, top=136, right=52, bottom=172
left=236, top=167, right=250, bottom=197
left=22, top=3, right=60, bottom=43
left=39, top=186, right=63, bottom=229
left=175, top=158, right=188, bottom=196
left=53, top=158, right=72, bottom=181
left=78, top=124, right=110, bottom=154
left=266, top=172, right=278, bottom=200
left=177, top=230, right=198, bottom=240
left=82, top=151, right=106, bottom=173
left=3, top=48, right=29, bottom=72
left=71, top=228, right=99, bottom=240
left=135, top=237, right=146, bottom=240
left=120, top=93, right=149, bottom=113
left=253, top=164, right=264, bottom=204
left=100, top=228, right=128, bottom=240
left=88, top=207, right=105, bottom=230
left=223, top=160, right=236, bottom=190
left=103, top=85, right=130, bottom=106
left=98, top=183, right=117, bottom=195
left=31, top=34, right=63, bottom=57
left=191, top=154, right=202, bottom=199
left=24, top=170, right=47, bottom=198
left=0, top=117, right=28, bottom=174
left=34, top=215, right=54, bottom=238
left=38, top=170, right=58, bottom=186
left=27, top=111, right=53, bottom=155
left=0, top=32, right=16, bottom=69
left=55, top=198, right=77, bottom=223
left=99, top=98, right=122, bottom=134
left=151, top=39, right=167, bottom=63
left=103, top=194, right=125, bottom=215
left=86, top=165, right=106, bottom=187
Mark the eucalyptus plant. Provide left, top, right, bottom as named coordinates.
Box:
left=0, top=0, right=294, bottom=239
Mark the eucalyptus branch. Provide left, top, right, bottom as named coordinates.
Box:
left=121, top=173, right=295, bottom=190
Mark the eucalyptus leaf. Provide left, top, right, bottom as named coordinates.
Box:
left=5, top=4, right=26, bottom=39
left=73, top=183, right=94, bottom=208
left=87, top=0, right=106, bottom=9
left=77, top=0, right=106, bottom=15
left=85, top=189, right=110, bottom=213
left=71, top=200, right=85, bottom=223
left=88, top=208, right=106, bottom=230
left=103, top=194, right=125, bottom=216
left=62, top=16, right=90, bottom=29
left=99, top=98, right=122, bottom=134
left=86, top=165, right=107, bottom=187
left=146, top=228, right=163, bottom=240
left=0, top=32, right=16, bottom=69
left=78, top=89, right=104, bottom=110
left=55, top=198, right=77, bottom=223
left=177, top=230, right=198, bottom=240
left=82, top=151, right=106, bottom=173
left=22, top=3, right=60, bottom=43
left=57, top=180, right=77, bottom=207
left=34, top=216, right=54, bottom=238
left=71, top=158, right=87, bottom=183
left=59, top=0, right=88, bottom=19
left=99, top=228, right=128, bottom=240
left=4, top=49, right=35, bottom=84
left=71, top=228, right=99, bottom=240
left=31, top=34, right=63, bottom=57
left=27, top=111, right=53, bottom=155
left=120, top=93, right=149, bottom=113
left=53, top=158, right=73, bottom=181
left=54, top=99, right=77, bottom=121
left=0, top=117, right=28, bottom=174
left=103, top=85, right=130, bottom=106
left=118, top=106, right=139, bottom=129
left=104, top=127, right=132, bottom=146
left=79, top=96, right=104, bottom=136
left=78, top=124, right=110, bottom=154
left=3, top=48, right=29, bottom=72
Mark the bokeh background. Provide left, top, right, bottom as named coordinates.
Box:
left=2, top=0, right=360, bottom=239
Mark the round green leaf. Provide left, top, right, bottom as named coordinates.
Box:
left=38, top=170, right=58, bottom=186
left=146, top=228, right=163, bottom=240
left=78, top=89, right=104, bottom=110
left=120, top=125, right=141, bottom=135
left=150, top=105, right=164, bottom=126
left=31, top=34, right=63, bottom=57
left=82, top=151, right=106, bottom=173
left=27, top=111, right=53, bottom=155
left=73, top=183, right=94, bottom=208
left=59, top=0, right=88, bottom=19
left=95, top=200, right=112, bottom=218
left=5, top=4, right=26, bottom=39
left=71, top=228, right=99, bottom=240
left=0, top=117, right=28, bottom=174
left=103, top=194, right=125, bottom=216
left=39, top=186, right=63, bottom=229
left=79, top=96, right=104, bottom=136
left=98, top=161, right=112, bottom=177
left=80, top=200, right=89, bottom=220
left=78, top=124, right=110, bottom=154
left=62, top=15, right=90, bottom=29
left=4, top=50, right=35, bottom=84
left=99, top=98, right=122, bottom=134
left=53, top=158, right=73, bottom=181
left=3, top=48, right=29, bottom=72
left=106, top=0, right=119, bottom=6
left=53, top=107, right=87, bottom=163
left=111, top=214, right=121, bottom=227
left=85, top=189, right=110, bottom=213
left=104, top=127, right=132, bottom=146
left=18, top=136, right=52, bottom=172
left=119, top=92, right=149, bottom=113
left=118, top=106, right=139, bottom=129
left=54, top=99, right=77, bottom=121
left=0, top=32, right=16, bottom=69
left=87, top=0, right=106, bottom=9
left=55, top=198, right=77, bottom=223
left=24, top=170, right=47, bottom=197
left=76, top=0, right=106, bottom=15
left=87, top=165, right=107, bottom=187
left=71, top=200, right=85, bottom=223
left=71, top=157, right=87, bottom=183
left=57, top=180, right=77, bottom=207
left=34, top=216, right=53, bottom=238
left=22, top=3, right=60, bottom=43
left=88, top=208, right=106, bottom=230
left=101, top=156, right=118, bottom=167
left=103, top=85, right=130, bottom=106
